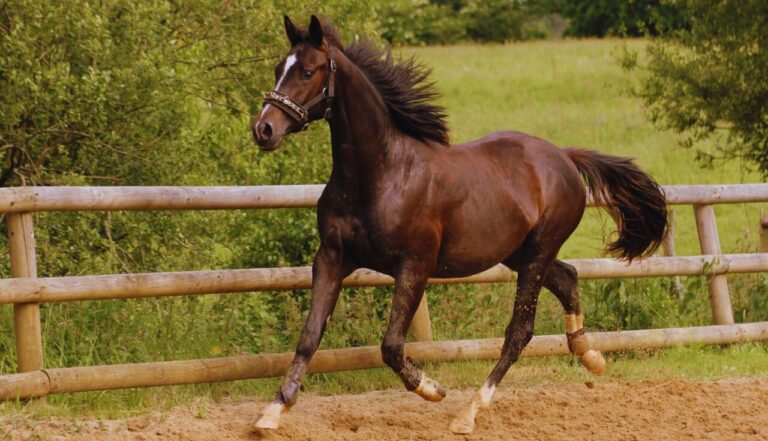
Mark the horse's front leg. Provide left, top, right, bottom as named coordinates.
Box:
left=254, top=239, right=350, bottom=430
left=381, top=263, right=446, bottom=402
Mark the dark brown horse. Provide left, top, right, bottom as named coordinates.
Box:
left=251, top=16, right=667, bottom=434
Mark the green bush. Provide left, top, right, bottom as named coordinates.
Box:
left=547, top=0, right=686, bottom=37
left=622, top=0, right=768, bottom=177
left=0, top=0, right=378, bottom=371
left=379, top=0, right=543, bottom=45
left=463, top=0, right=529, bottom=42
left=380, top=0, right=467, bottom=45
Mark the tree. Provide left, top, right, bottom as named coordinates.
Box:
left=0, top=0, right=377, bottom=277
left=623, top=0, right=768, bottom=175
left=0, top=0, right=380, bottom=370
left=542, top=0, right=684, bottom=37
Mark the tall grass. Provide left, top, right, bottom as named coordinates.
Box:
left=2, top=39, right=767, bottom=416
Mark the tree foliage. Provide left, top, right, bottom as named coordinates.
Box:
left=623, top=0, right=768, bottom=175
left=379, top=0, right=541, bottom=45
left=0, top=0, right=377, bottom=278
left=543, top=0, right=684, bottom=37
left=0, top=1, right=379, bottom=370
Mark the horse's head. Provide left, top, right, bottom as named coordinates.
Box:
left=252, top=15, right=336, bottom=151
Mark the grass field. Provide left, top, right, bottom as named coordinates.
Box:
left=2, top=39, right=767, bottom=419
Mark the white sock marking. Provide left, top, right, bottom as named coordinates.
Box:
left=477, top=382, right=496, bottom=407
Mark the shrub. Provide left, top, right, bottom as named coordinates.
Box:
left=622, top=0, right=768, bottom=176
left=0, top=0, right=378, bottom=370
left=379, top=0, right=542, bottom=46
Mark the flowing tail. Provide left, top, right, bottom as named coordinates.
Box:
left=566, top=148, right=668, bottom=261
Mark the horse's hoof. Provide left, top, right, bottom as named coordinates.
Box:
left=449, top=415, right=475, bottom=434
left=253, top=402, right=285, bottom=430
left=580, top=349, right=606, bottom=376
left=414, top=374, right=446, bottom=402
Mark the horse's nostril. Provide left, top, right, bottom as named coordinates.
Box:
left=261, top=122, right=273, bottom=139
left=253, top=121, right=274, bottom=145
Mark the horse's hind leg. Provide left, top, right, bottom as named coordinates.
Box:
left=449, top=247, right=552, bottom=434
left=381, top=263, right=446, bottom=402
left=544, top=260, right=606, bottom=376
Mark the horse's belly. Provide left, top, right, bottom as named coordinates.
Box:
left=431, top=258, right=503, bottom=278
left=431, top=194, right=534, bottom=278
left=432, top=230, right=527, bottom=278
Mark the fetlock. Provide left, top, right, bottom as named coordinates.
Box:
left=280, top=380, right=301, bottom=406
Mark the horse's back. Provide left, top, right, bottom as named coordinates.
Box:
left=472, top=131, right=588, bottom=245
left=453, top=130, right=586, bottom=213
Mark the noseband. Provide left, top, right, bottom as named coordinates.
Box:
left=262, top=48, right=337, bottom=130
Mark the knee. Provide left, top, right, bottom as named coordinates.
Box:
left=502, top=329, right=534, bottom=361
left=296, top=331, right=322, bottom=359
left=381, top=339, right=404, bottom=370
left=521, top=330, right=534, bottom=348
left=505, top=320, right=534, bottom=342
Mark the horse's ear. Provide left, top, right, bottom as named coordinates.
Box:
left=308, top=15, right=323, bottom=47
left=284, top=15, right=300, bottom=46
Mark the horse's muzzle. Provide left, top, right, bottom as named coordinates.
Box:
left=252, top=120, right=282, bottom=151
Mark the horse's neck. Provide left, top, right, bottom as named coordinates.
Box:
left=327, top=54, right=394, bottom=190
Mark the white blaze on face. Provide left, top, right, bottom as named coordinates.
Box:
left=276, top=54, right=298, bottom=91
left=261, top=53, right=298, bottom=117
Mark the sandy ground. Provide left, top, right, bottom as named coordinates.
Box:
left=2, top=378, right=767, bottom=441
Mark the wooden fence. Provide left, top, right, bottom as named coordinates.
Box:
left=1, top=184, right=768, bottom=400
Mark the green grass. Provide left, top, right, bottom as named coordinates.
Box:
left=3, top=39, right=768, bottom=419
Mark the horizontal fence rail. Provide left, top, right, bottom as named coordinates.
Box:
left=0, top=253, right=766, bottom=304
left=1, top=183, right=768, bottom=212
left=2, top=322, right=767, bottom=400
left=1, top=183, right=768, bottom=401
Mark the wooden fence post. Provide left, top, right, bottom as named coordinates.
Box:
left=409, top=296, right=433, bottom=341
left=7, top=213, right=44, bottom=373
left=661, top=210, right=684, bottom=301
left=693, top=205, right=734, bottom=325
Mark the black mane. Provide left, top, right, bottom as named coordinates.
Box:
left=293, top=21, right=449, bottom=145
left=342, top=40, right=450, bottom=145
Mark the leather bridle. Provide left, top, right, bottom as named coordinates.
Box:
left=262, top=47, right=337, bottom=130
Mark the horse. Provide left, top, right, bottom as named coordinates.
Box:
left=251, top=15, right=667, bottom=434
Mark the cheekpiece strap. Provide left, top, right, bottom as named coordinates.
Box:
left=262, top=47, right=337, bottom=127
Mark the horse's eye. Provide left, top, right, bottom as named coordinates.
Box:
left=302, top=70, right=313, bottom=79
